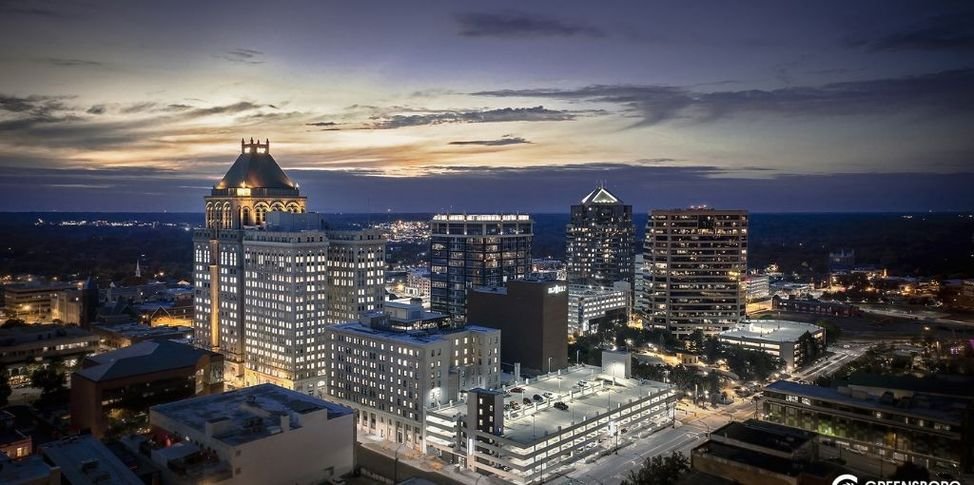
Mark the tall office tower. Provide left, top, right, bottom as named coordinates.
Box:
left=241, top=212, right=330, bottom=391
left=429, top=214, right=533, bottom=319
left=642, top=208, right=748, bottom=337
left=195, top=140, right=388, bottom=390
left=566, top=186, right=636, bottom=297
left=194, top=138, right=306, bottom=385
left=325, top=229, right=387, bottom=324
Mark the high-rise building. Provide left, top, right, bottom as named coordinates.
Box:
left=429, top=214, right=533, bottom=318
left=641, top=208, right=748, bottom=336
left=566, top=186, right=636, bottom=297
left=325, top=229, right=386, bottom=324
left=567, top=284, right=628, bottom=335
left=193, top=139, right=384, bottom=391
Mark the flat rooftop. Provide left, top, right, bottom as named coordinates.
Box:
left=720, top=319, right=821, bottom=343
left=432, top=365, right=673, bottom=446
left=151, top=384, right=353, bottom=447
left=765, top=380, right=966, bottom=424
left=330, top=321, right=497, bottom=346
left=92, top=322, right=192, bottom=339
left=40, top=435, right=142, bottom=485
left=710, top=419, right=816, bottom=454
left=0, top=324, right=94, bottom=346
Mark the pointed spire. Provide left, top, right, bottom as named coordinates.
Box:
left=135, top=259, right=141, bottom=278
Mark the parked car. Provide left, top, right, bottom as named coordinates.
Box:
left=511, top=402, right=520, bottom=410
left=543, top=392, right=553, bottom=398
left=532, top=394, right=544, bottom=402
left=577, top=380, right=588, bottom=387
left=554, top=402, right=569, bottom=411
left=511, top=387, right=524, bottom=393
left=523, top=397, right=532, bottom=405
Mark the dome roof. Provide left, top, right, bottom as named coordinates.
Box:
left=215, top=139, right=297, bottom=190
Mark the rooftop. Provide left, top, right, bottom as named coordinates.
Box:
left=710, top=419, right=816, bottom=454
left=40, top=435, right=142, bottom=485
left=719, top=319, right=822, bottom=343
left=0, top=324, right=95, bottom=347
left=579, top=185, right=622, bottom=205
left=214, top=138, right=297, bottom=191
left=151, top=384, right=353, bottom=447
left=91, top=322, right=192, bottom=340
left=330, top=321, right=498, bottom=346
left=844, top=373, right=974, bottom=399
left=76, top=340, right=218, bottom=382
left=0, top=454, right=54, bottom=484
left=431, top=365, right=674, bottom=446
left=431, top=214, right=532, bottom=222
left=765, top=380, right=966, bottom=424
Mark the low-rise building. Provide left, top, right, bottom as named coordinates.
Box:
left=760, top=380, right=973, bottom=475
left=70, top=340, right=224, bottom=437
left=771, top=295, right=862, bottom=317
left=718, top=320, right=825, bottom=370
left=0, top=324, right=99, bottom=386
left=90, top=322, right=193, bottom=350
left=144, top=384, right=355, bottom=484
left=0, top=452, right=59, bottom=485
left=324, top=311, right=501, bottom=450
left=691, top=419, right=848, bottom=485
left=2, top=282, right=74, bottom=322
left=567, top=284, right=628, bottom=335
left=0, top=411, right=31, bottom=460
left=40, top=435, right=142, bottom=485
left=425, top=355, right=677, bottom=484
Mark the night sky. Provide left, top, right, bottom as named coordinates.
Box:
left=1, top=0, right=972, bottom=212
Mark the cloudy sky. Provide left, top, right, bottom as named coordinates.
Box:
left=1, top=0, right=972, bottom=212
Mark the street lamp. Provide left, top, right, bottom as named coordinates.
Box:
left=548, top=356, right=553, bottom=375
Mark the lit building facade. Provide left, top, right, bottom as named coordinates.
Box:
left=325, top=229, right=386, bottom=324
left=323, top=308, right=501, bottom=450
left=641, top=208, right=748, bottom=336
left=567, top=284, right=628, bottom=335
left=429, top=214, right=533, bottom=319
left=566, top=186, right=635, bottom=296
left=193, top=139, right=384, bottom=391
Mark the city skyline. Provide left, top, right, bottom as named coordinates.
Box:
left=1, top=0, right=973, bottom=212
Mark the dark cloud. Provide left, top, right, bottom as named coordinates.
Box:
left=455, top=11, right=604, bottom=38
left=219, top=48, right=265, bottom=64
left=86, top=104, right=105, bottom=115
left=369, top=106, right=575, bottom=129
left=2, top=159, right=971, bottom=213
left=848, top=13, right=974, bottom=52
left=120, top=102, right=157, bottom=114
left=42, top=57, right=103, bottom=67
left=472, top=69, right=974, bottom=126
left=448, top=136, right=531, bottom=146
left=306, top=121, right=338, bottom=127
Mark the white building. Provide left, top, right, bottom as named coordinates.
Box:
left=567, top=284, right=628, bottom=335
left=323, top=308, right=501, bottom=450
left=425, top=354, right=677, bottom=484
left=239, top=212, right=330, bottom=391
left=326, top=229, right=386, bottom=324
left=145, top=384, right=355, bottom=485
left=406, top=267, right=432, bottom=299
left=718, top=319, right=825, bottom=370
left=745, top=274, right=770, bottom=302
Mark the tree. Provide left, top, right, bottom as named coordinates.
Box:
left=30, top=365, right=66, bottom=400
left=891, top=462, right=930, bottom=481
left=622, top=452, right=690, bottom=485
left=815, top=319, right=841, bottom=345
left=688, top=329, right=706, bottom=353
left=0, top=369, right=11, bottom=407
